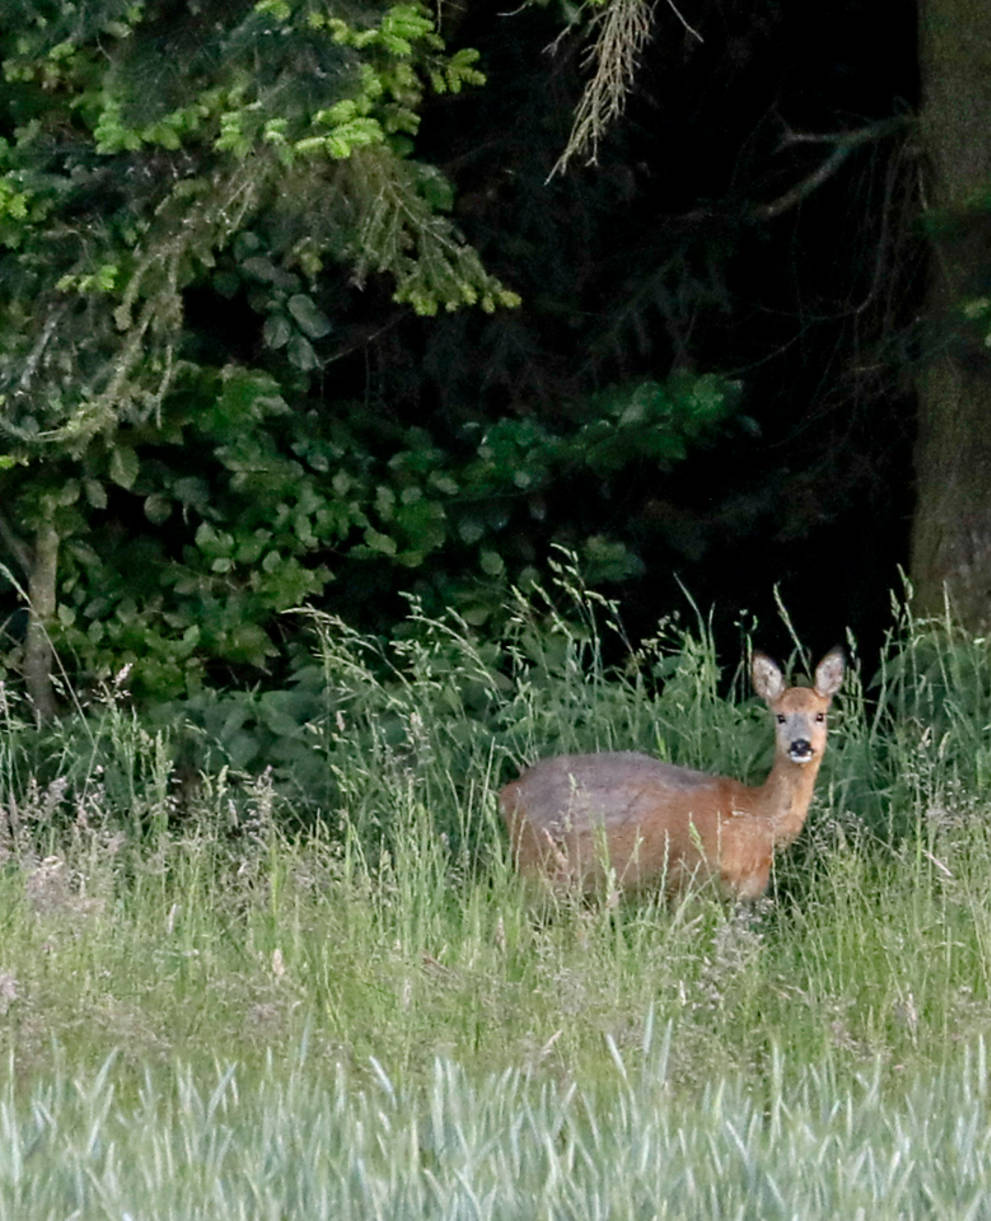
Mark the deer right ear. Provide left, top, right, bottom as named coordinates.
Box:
left=814, top=648, right=845, bottom=698
left=752, top=652, right=785, bottom=703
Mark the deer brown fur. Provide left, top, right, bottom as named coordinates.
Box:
left=499, top=649, right=844, bottom=900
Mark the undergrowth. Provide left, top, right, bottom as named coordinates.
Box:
left=0, top=577, right=989, bottom=1215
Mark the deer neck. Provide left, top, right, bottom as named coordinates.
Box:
left=757, top=755, right=823, bottom=845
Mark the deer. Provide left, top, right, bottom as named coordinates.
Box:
left=499, top=648, right=844, bottom=901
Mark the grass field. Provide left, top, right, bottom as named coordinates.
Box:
left=2, top=584, right=991, bottom=1216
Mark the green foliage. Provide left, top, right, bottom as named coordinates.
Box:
left=0, top=365, right=742, bottom=699
left=0, top=0, right=532, bottom=706
left=0, top=1, right=762, bottom=715
left=0, top=1, right=511, bottom=454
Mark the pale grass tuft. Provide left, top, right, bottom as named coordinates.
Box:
left=25, top=855, right=106, bottom=919
left=695, top=902, right=767, bottom=1010
left=0, top=973, right=17, bottom=1015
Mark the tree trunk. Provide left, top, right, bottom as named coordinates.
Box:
left=910, top=0, right=991, bottom=628
left=23, top=519, right=59, bottom=724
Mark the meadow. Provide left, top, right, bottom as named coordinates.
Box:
left=2, top=579, right=991, bottom=1217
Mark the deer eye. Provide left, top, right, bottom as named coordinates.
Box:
left=776, top=715, right=786, bottom=724
left=815, top=712, right=825, bottom=723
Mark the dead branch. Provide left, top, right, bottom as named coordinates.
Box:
left=752, top=116, right=911, bottom=221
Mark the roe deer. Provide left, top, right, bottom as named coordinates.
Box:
left=500, top=648, right=844, bottom=900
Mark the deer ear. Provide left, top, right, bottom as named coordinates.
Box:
left=814, top=648, right=845, bottom=698
left=752, top=652, right=785, bottom=703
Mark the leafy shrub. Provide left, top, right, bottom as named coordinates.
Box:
left=4, top=364, right=743, bottom=701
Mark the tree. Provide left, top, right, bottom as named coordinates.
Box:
left=910, top=0, right=991, bottom=628
left=548, top=0, right=991, bottom=632
left=0, top=0, right=515, bottom=718
left=0, top=0, right=747, bottom=718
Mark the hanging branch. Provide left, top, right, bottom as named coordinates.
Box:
left=550, top=0, right=702, bottom=179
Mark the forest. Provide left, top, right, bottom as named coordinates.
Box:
left=3, top=0, right=987, bottom=732
left=1, top=3, right=991, bottom=1215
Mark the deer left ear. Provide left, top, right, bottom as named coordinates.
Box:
left=814, top=648, right=845, bottom=699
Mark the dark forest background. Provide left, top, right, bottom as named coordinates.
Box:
left=403, top=0, right=923, bottom=657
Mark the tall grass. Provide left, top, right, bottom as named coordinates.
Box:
left=0, top=576, right=990, bottom=1214
left=2, top=1030, right=991, bottom=1218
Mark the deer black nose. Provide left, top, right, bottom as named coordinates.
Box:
left=789, top=738, right=813, bottom=759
